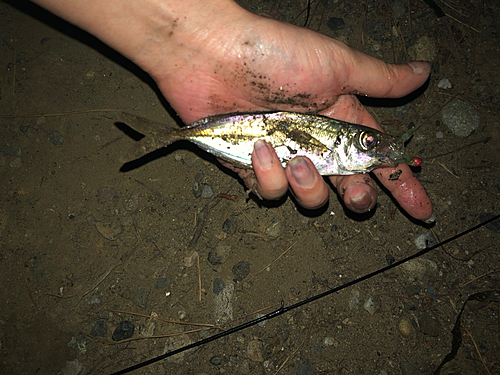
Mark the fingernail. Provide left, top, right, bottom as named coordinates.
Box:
left=289, top=157, right=316, bottom=189
left=349, top=190, right=374, bottom=212
left=254, top=140, right=273, bottom=169
left=408, top=61, right=431, bottom=75
left=345, top=181, right=374, bottom=212
left=423, top=211, right=436, bottom=224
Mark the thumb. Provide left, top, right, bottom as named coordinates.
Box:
left=339, top=45, right=431, bottom=98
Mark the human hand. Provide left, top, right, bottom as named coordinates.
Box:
left=33, top=0, right=433, bottom=221
left=142, top=2, right=433, bottom=221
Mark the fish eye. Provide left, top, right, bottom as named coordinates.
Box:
left=359, top=131, right=379, bottom=150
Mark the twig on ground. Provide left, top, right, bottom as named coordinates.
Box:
left=0, top=108, right=127, bottom=118
left=273, top=311, right=316, bottom=374
left=464, top=327, right=492, bottom=375
left=247, top=241, right=297, bottom=283
left=105, top=308, right=216, bottom=327
left=62, top=262, right=120, bottom=327
left=100, top=328, right=212, bottom=346
left=134, top=179, right=163, bottom=199
left=197, top=253, right=202, bottom=303
left=22, top=270, right=39, bottom=312
left=460, top=268, right=500, bottom=287
left=437, top=162, right=460, bottom=178
left=71, top=136, right=123, bottom=163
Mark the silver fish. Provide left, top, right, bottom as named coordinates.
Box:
left=116, top=111, right=405, bottom=175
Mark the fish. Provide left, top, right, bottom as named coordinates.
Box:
left=116, top=111, right=408, bottom=175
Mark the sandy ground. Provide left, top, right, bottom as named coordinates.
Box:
left=0, top=0, right=499, bottom=374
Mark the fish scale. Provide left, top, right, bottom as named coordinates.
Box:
left=116, top=111, right=406, bottom=175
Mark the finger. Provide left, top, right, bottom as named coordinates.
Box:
left=286, top=156, right=329, bottom=209
left=251, top=140, right=289, bottom=200
left=329, top=174, right=377, bottom=213
left=337, top=43, right=431, bottom=98
left=319, top=96, right=433, bottom=221
left=373, top=165, right=434, bottom=223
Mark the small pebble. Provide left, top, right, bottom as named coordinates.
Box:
left=213, top=278, right=226, bottom=296
left=326, top=17, right=345, bottom=31
left=405, top=284, right=421, bottom=297
left=437, top=78, right=452, bottom=89
left=184, top=156, right=201, bottom=166
left=385, top=254, right=395, bottom=265
left=90, top=321, right=107, bottom=337
left=349, top=289, right=360, bottom=311
left=408, top=36, right=437, bottom=61
left=183, top=251, right=199, bottom=267
left=123, top=191, right=140, bottom=211
left=414, top=232, right=437, bottom=250
left=154, top=278, right=172, bottom=289
left=363, top=296, right=376, bottom=315
left=394, top=103, right=411, bottom=118
left=209, top=356, right=222, bottom=366
left=97, top=187, right=116, bottom=203
left=207, top=244, right=230, bottom=266
left=222, top=218, right=237, bottom=234
left=192, top=182, right=202, bottom=198
left=398, top=316, right=412, bottom=338
left=296, top=362, right=315, bottom=375
left=20, top=124, right=36, bottom=134
left=213, top=278, right=234, bottom=325
left=40, top=37, right=51, bottom=45
left=194, top=170, right=204, bottom=183
left=442, top=99, right=480, bottom=137
left=62, top=359, right=86, bottom=375
left=4, top=145, right=21, bottom=156
left=9, top=157, right=21, bottom=168
left=256, top=313, right=266, bottom=327
left=400, top=258, right=438, bottom=282
left=265, top=220, right=283, bottom=237
left=232, top=261, right=250, bottom=282
left=94, top=221, right=123, bottom=241
left=132, top=287, right=149, bottom=308
left=246, top=340, right=263, bottom=362
left=324, top=337, right=335, bottom=346
left=436, top=131, right=444, bottom=138
left=89, top=294, right=100, bottom=304
left=49, top=130, right=64, bottom=147
left=201, top=185, right=213, bottom=199
left=112, top=321, right=135, bottom=341
left=419, top=312, right=440, bottom=337
left=67, top=334, right=89, bottom=355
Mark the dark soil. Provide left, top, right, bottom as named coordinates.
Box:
left=1, top=0, right=499, bottom=374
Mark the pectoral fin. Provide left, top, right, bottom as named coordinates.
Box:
left=284, top=128, right=329, bottom=154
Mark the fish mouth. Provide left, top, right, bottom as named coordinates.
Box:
left=373, top=136, right=405, bottom=166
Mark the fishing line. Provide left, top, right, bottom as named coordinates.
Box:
left=110, top=213, right=500, bottom=375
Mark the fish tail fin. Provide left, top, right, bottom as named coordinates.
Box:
left=118, top=137, right=169, bottom=163
left=115, top=112, right=179, bottom=162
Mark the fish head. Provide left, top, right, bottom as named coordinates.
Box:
left=336, top=127, right=404, bottom=173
